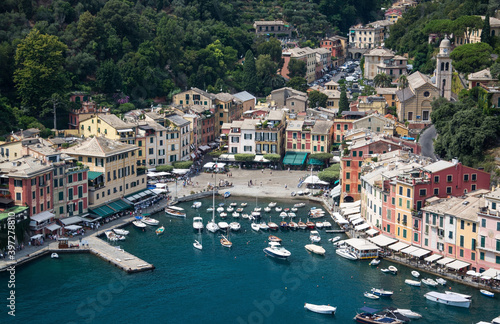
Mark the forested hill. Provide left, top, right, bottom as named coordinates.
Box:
left=0, top=0, right=386, bottom=135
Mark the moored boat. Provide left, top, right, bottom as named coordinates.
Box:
left=254, top=207, right=262, bottom=212
left=424, top=291, right=471, bottom=308
left=259, top=222, right=269, bottom=231
left=405, top=279, right=421, bottom=287
left=232, top=212, right=240, bottom=218
left=322, top=221, right=332, bottom=228
left=279, top=212, right=288, bottom=218
left=264, top=207, right=271, bottom=213
left=268, top=222, right=279, bottom=231
left=275, top=207, right=282, bottom=212
left=105, top=230, right=125, bottom=241
left=388, top=265, right=398, bottom=274
left=218, top=221, right=229, bottom=231
left=142, top=217, right=160, bottom=226
left=369, top=258, right=380, bottom=266
left=336, top=249, right=358, bottom=260
left=288, top=221, right=298, bottom=230
left=480, top=289, right=495, bottom=298
left=229, top=222, right=241, bottom=231
left=268, top=235, right=282, bottom=242
left=291, top=207, right=298, bottom=212
left=191, top=201, right=202, bottom=208
left=51, top=253, right=59, bottom=259
left=306, top=220, right=316, bottom=229
left=155, top=226, right=165, bottom=235
left=165, top=206, right=186, bottom=217
left=354, top=307, right=402, bottom=324
left=422, top=278, right=438, bottom=287
left=268, top=202, right=277, bottom=207
left=241, top=202, right=247, bottom=207
left=242, top=213, right=249, bottom=219
left=445, top=291, right=472, bottom=299
left=226, top=206, right=234, bottom=212
left=132, top=220, right=147, bottom=228
left=329, top=236, right=341, bottom=244
left=304, top=303, right=336, bottom=315
left=394, top=309, right=422, bottom=319
left=193, top=217, right=204, bottom=230
left=363, top=292, right=379, bottom=300
left=294, top=203, right=306, bottom=208
left=315, top=222, right=324, bottom=229
left=113, top=228, right=129, bottom=235
left=371, top=288, right=393, bottom=297
left=305, top=244, right=326, bottom=256
left=436, top=278, right=447, bottom=285
left=280, top=221, right=288, bottom=229
left=193, top=240, right=202, bottom=250
left=220, top=212, right=228, bottom=219
left=251, top=222, right=260, bottom=231
left=206, top=220, right=219, bottom=233
left=288, top=212, right=297, bottom=218
left=220, top=235, right=232, bottom=248
left=263, top=241, right=291, bottom=259
left=310, top=230, right=321, bottom=243
left=230, top=202, right=237, bottom=207
left=216, top=207, right=225, bottom=213
left=411, top=270, right=420, bottom=278
left=236, top=208, right=243, bottom=213
left=298, top=220, right=307, bottom=230
left=224, top=191, right=231, bottom=198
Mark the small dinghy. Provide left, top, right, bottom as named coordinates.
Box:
left=480, top=289, right=495, bottom=298
left=411, top=270, right=420, bottom=278
left=232, top=212, right=240, bottom=218
left=155, top=226, right=165, bottom=235
left=405, top=279, right=421, bottom=287
left=191, top=201, right=202, bottom=208
left=364, top=292, right=379, bottom=299
left=329, top=236, right=341, bottom=244
left=288, top=221, right=298, bottom=230
left=388, top=265, right=398, bottom=274
left=193, top=240, right=202, bottom=250
left=241, top=203, right=247, bottom=207
left=369, top=258, right=381, bottom=266
left=226, top=206, right=234, bottom=212
left=268, top=202, right=277, bottom=208
left=436, top=278, right=447, bottom=285
left=230, top=202, right=237, bottom=207
left=251, top=223, right=260, bottom=232
left=422, top=278, right=438, bottom=287
left=51, top=253, right=59, bottom=259
left=304, top=303, right=336, bottom=315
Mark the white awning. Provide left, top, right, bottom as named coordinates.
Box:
left=31, top=211, right=55, bottom=223
left=345, top=238, right=378, bottom=251
left=303, top=175, right=328, bottom=185
left=446, top=260, right=470, bottom=270
left=60, top=216, right=83, bottom=226
left=340, top=200, right=361, bottom=209
left=365, top=229, right=379, bottom=236
left=199, top=145, right=211, bottom=151
left=155, top=172, right=170, bottom=176
left=388, top=241, right=409, bottom=252
left=437, top=257, right=455, bottom=265
left=151, top=189, right=167, bottom=195
left=147, top=173, right=158, bottom=177
left=254, top=155, right=270, bottom=163
left=424, top=254, right=443, bottom=263
left=369, top=234, right=398, bottom=247
left=172, top=169, right=189, bottom=175
left=30, top=234, right=43, bottom=240
left=410, top=247, right=431, bottom=258
left=65, top=225, right=82, bottom=231
left=331, top=184, right=341, bottom=198
left=352, top=218, right=364, bottom=225
left=348, top=213, right=362, bottom=220
left=45, top=223, right=61, bottom=231
left=117, top=128, right=133, bottom=132
left=342, top=208, right=360, bottom=216
left=481, top=268, right=500, bottom=279
left=191, top=153, right=196, bottom=159
left=401, top=246, right=419, bottom=254
left=355, top=223, right=370, bottom=231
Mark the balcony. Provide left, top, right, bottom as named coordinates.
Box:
left=88, top=183, right=105, bottom=192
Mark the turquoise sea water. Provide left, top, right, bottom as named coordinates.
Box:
left=1, top=196, right=499, bottom=324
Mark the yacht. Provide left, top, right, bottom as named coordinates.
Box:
left=229, top=222, right=241, bottom=231
left=193, top=217, right=204, bottom=231
left=424, top=292, right=471, bottom=308
left=335, top=249, right=358, bottom=260
left=263, top=242, right=291, bottom=259
left=218, top=222, right=229, bottom=231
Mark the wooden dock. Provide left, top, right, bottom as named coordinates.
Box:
left=325, top=229, right=346, bottom=233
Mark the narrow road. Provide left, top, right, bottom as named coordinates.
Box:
left=418, top=125, right=438, bottom=161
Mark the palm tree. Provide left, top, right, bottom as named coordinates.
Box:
left=398, top=75, right=409, bottom=121
left=373, top=73, right=392, bottom=88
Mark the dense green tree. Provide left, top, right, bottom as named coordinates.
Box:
left=481, top=13, right=491, bottom=45
left=373, top=73, right=392, bottom=88
left=14, top=29, right=71, bottom=117
left=287, top=76, right=309, bottom=92
left=256, top=54, right=279, bottom=95
left=490, top=62, right=500, bottom=80
left=256, top=37, right=282, bottom=65
left=338, top=86, right=349, bottom=115
left=243, top=49, right=258, bottom=94
left=318, top=164, right=340, bottom=183
left=96, top=59, right=122, bottom=94
left=287, top=58, right=306, bottom=78
left=156, top=165, right=174, bottom=172
left=308, top=90, right=328, bottom=108
left=450, top=42, right=493, bottom=74
left=172, top=161, right=193, bottom=169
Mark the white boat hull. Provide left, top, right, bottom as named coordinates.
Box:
left=405, top=279, right=421, bottom=287
left=425, top=292, right=471, bottom=308
left=304, top=303, right=336, bottom=315
left=305, top=244, right=326, bottom=256
left=251, top=223, right=260, bottom=231
left=395, top=309, right=422, bottom=319
left=335, top=249, right=358, bottom=260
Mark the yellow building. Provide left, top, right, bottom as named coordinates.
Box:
left=172, top=87, right=216, bottom=109
left=0, top=140, right=23, bottom=162
left=63, top=136, right=146, bottom=208
left=79, top=114, right=136, bottom=143
left=394, top=180, right=414, bottom=244
left=396, top=72, right=439, bottom=123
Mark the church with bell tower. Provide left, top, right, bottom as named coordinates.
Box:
left=435, top=36, right=452, bottom=100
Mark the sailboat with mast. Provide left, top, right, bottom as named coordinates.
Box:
left=206, top=164, right=219, bottom=233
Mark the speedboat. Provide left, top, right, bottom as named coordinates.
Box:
left=259, top=223, right=269, bottom=231
left=304, top=303, right=336, bottom=315
left=268, top=235, right=282, bottom=242
left=388, top=265, right=398, bottom=274
left=268, top=202, right=277, bottom=208
left=224, top=192, right=231, bottom=198
left=424, top=291, right=471, bottom=308
left=142, top=217, right=160, bottom=226
left=279, top=212, right=288, bottom=218
left=363, top=292, right=379, bottom=300
left=113, top=228, right=129, bottom=235
left=310, top=230, right=321, bottom=243
left=232, top=212, right=240, bottom=218
left=218, top=222, right=229, bottom=231
left=263, top=242, right=291, bottom=259
left=264, top=207, right=271, bottom=213
left=369, top=258, right=380, bottom=266
left=193, top=217, right=204, bottom=230
left=226, top=206, right=234, bottom=212
left=254, top=207, right=262, bottom=212
left=297, top=191, right=304, bottom=196
left=275, top=207, right=282, bottom=212
left=422, top=278, right=438, bottom=287
left=305, top=244, right=326, bottom=256
left=405, top=279, right=421, bottom=287
left=191, top=201, right=202, bottom=208
left=306, top=220, right=315, bottom=229
left=334, top=240, right=346, bottom=248
left=480, top=289, right=495, bottom=298
left=155, top=226, right=165, bottom=235
left=336, top=249, right=358, bottom=260
left=220, top=235, right=232, bottom=248
left=436, top=278, right=447, bottom=285
left=288, top=221, right=298, bottom=230
left=133, top=220, right=147, bottom=228
left=329, top=236, right=341, bottom=244
left=241, top=203, right=247, bottom=207
left=251, top=223, right=260, bottom=232
left=51, top=253, right=59, bottom=259
left=268, top=222, right=279, bottom=231
left=411, top=270, right=420, bottom=278
left=216, top=207, right=225, bottom=213
left=394, top=309, right=422, bottom=319
left=288, top=212, right=296, bottom=218
left=315, top=222, right=323, bottom=229
left=371, top=288, right=393, bottom=297
left=445, top=291, right=472, bottom=299
left=294, top=203, right=306, bottom=208
left=165, top=206, right=186, bottom=217
left=355, top=308, right=402, bottom=324
left=193, top=240, right=202, bottom=250
left=322, top=221, right=332, bottom=228
left=206, top=221, right=219, bottom=233
left=229, top=222, right=241, bottom=231
left=298, top=220, right=307, bottom=230
left=220, top=212, right=228, bottom=219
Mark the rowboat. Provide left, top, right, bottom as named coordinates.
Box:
left=165, top=206, right=186, bottom=217
left=241, top=203, right=247, bottom=207
left=268, top=235, right=282, bottom=242
left=304, top=303, right=336, bottom=315
left=411, top=270, right=420, bottom=278
left=291, top=207, right=298, bottom=212
left=306, top=221, right=315, bottom=229
left=259, top=223, right=269, bottom=231
left=226, top=206, right=234, bottom=212
left=298, top=220, right=307, bottom=230
left=280, top=221, right=288, bottom=229
left=254, top=207, right=262, bottom=212
left=388, top=265, right=398, bottom=274
left=480, top=289, right=495, bottom=298
left=405, top=279, right=421, bottom=287
left=155, top=226, right=165, bottom=235
left=220, top=235, right=232, bottom=248
left=220, top=212, right=228, bottom=219
left=275, top=207, right=282, bottom=212
left=236, top=208, right=243, bottom=213
left=230, top=202, right=237, bottom=207
left=288, top=221, right=298, bottom=230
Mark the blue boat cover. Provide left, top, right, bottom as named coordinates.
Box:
left=360, top=306, right=378, bottom=314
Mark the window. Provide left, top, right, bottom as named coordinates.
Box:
left=346, top=161, right=351, bottom=167
left=460, top=220, right=465, bottom=230
left=480, top=252, right=485, bottom=260
left=424, top=238, right=428, bottom=246
left=497, top=239, right=500, bottom=252
left=346, top=172, right=350, bottom=179
left=472, top=184, right=476, bottom=191
left=471, top=252, right=475, bottom=261
left=433, top=188, right=439, bottom=195
left=464, top=174, right=469, bottom=181
left=447, top=175, right=452, bottom=182
left=345, top=184, right=350, bottom=192
left=398, top=198, right=402, bottom=206
left=448, top=246, right=453, bottom=254
left=344, top=125, right=348, bottom=130
left=459, top=249, right=464, bottom=257
left=403, top=229, right=407, bottom=238
left=391, top=197, right=395, bottom=205
left=446, top=186, right=452, bottom=194
left=471, top=174, right=477, bottom=181
left=419, top=189, right=426, bottom=196
left=460, top=235, right=464, bottom=247
left=399, top=186, right=403, bottom=195
left=406, top=188, right=411, bottom=197
left=434, top=176, right=439, bottom=183
left=406, top=200, right=410, bottom=209
left=472, top=238, right=476, bottom=250
left=448, top=231, right=453, bottom=239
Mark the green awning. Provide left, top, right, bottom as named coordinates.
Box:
left=89, top=205, right=114, bottom=218
left=308, top=158, right=324, bottom=165
left=107, top=199, right=132, bottom=212
left=283, top=152, right=308, bottom=165
left=88, top=171, right=103, bottom=181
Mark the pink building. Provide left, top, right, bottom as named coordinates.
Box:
left=477, top=188, right=500, bottom=272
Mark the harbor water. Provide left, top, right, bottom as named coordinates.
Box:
left=1, top=197, right=499, bottom=323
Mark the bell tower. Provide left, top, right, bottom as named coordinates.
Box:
left=436, top=36, right=452, bottom=100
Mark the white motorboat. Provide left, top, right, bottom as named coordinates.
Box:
left=315, top=222, right=324, bottom=229
left=411, top=270, right=420, bottom=278
left=480, top=289, right=495, bottom=298
left=381, top=268, right=390, bottom=273
left=298, top=220, right=307, bottom=230
left=364, top=292, right=379, bottom=299
left=310, top=230, right=321, bottom=243
left=334, top=240, right=346, bottom=248
left=371, top=288, right=393, bottom=297
left=206, top=207, right=214, bottom=213
left=305, top=244, right=326, bottom=256
left=329, top=236, right=341, bottom=244
left=236, top=208, right=243, bottom=213
left=294, top=203, right=306, bottom=208
left=445, top=291, right=472, bottom=299
left=226, top=206, right=234, bottom=212
left=288, top=221, right=298, bottom=230
left=275, top=207, right=282, bottom=212
left=388, top=265, right=398, bottom=274
left=304, top=303, right=336, bottom=315
left=105, top=230, right=125, bottom=241
left=263, top=242, right=291, bottom=259
left=424, top=291, right=471, bottom=308
left=193, top=240, right=202, bottom=250
left=132, top=220, right=146, bottom=228
left=268, top=222, right=279, bottom=231
left=229, top=222, right=241, bottom=231
left=405, top=279, right=421, bottom=287
left=218, top=222, right=229, bottom=230
left=322, top=221, right=332, bottom=228
left=230, top=202, right=237, bottom=207
left=279, top=212, right=288, bottom=218
left=113, top=228, right=129, bottom=235
left=242, top=213, right=249, bottom=219
left=51, top=253, right=59, bottom=259
left=254, top=207, right=262, bottom=212
left=436, top=278, right=447, bottom=285
left=288, top=212, right=296, bottom=218
left=220, top=212, right=228, bottom=219
left=259, top=223, right=269, bottom=231
left=251, top=211, right=261, bottom=219
left=141, top=217, right=160, bottom=226
left=193, top=217, right=204, bottom=230
left=232, top=212, right=240, bottom=218
left=395, top=309, right=422, bottom=319
left=165, top=206, right=186, bottom=217
left=264, top=207, right=271, bottom=213
left=268, top=202, right=277, bottom=208
left=268, top=235, right=282, bottom=242
left=369, top=258, right=381, bottom=266
left=192, top=201, right=202, bottom=208
left=335, top=249, right=358, bottom=260
left=241, top=203, right=247, bottom=207
left=206, top=221, right=219, bottom=233
left=216, top=207, right=225, bottom=213
left=251, top=223, right=260, bottom=232
left=422, top=278, right=438, bottom=287
left=220, top=235, right=232, bottom=248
